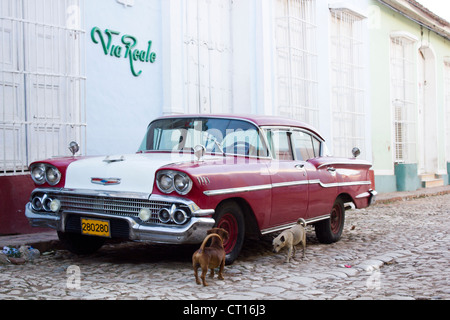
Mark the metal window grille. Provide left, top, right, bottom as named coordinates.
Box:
left=390, top=36, right=417, bottom=163
left=445, top=59, right=450, bottom=162
left=0, top=0, right=86, bottom=176
left=183, top=0, right=233, bottom=114
left=330, top=9, right=366, bottom=158
left=275, top=0, right=319, bottom=128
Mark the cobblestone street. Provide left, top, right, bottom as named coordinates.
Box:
left=1, top=194, right=449, bottom=301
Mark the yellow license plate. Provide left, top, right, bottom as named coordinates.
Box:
left=81, top=218, right=111, bottom=238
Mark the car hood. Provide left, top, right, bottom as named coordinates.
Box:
left=64, top=153, right=195, bottom=194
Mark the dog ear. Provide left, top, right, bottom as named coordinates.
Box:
left=222, top=230, right=229, bottom=241
left=280, top=235, right=285, bottom=243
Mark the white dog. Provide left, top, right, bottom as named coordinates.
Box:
left=272, top=218, right=307, bottom=263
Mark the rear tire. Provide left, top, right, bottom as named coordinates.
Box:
left=214, top=201, right=245, bottom=265
left=315, top=198, right=345, bottom=244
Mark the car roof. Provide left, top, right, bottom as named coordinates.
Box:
left=154, top=114, right=325, bottom=141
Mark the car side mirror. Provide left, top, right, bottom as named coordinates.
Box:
left=194, top=145, right=206, bottom=161
left=69, top=141, right=80, bottom=156
left=352, top=147, right=361, bottom=158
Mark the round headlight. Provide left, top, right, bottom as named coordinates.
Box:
left=31, top=164, right=46, bottom=185
left=31, top=196, right=43, bottom=211
left=156, top=171, right=174, bottom=194
left=174, top=173, right=192, bottom=195
left=42, top=195, right=53, bottom=212
left=45, top=166, right=61, bottom=186
left=158, top=208, right=171, bottom=224
left=173, top=209, right=188, bottom=225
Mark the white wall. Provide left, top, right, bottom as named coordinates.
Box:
left=85, top=0, right=163, bottom=155
left=83, top=0, right=372, bottom=162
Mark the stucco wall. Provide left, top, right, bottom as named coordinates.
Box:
left=85, top=0, right=163, bottom=155
left=367, top=0, right=450, bottom=192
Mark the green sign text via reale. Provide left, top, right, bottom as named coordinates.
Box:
left=91, top=27, right=157, bottom=77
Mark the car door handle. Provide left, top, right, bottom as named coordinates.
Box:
left=327, top=167, right=336, bottom=172
left=295, top=164, right=305, bottom=170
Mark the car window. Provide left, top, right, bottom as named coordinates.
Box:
left=311, top=136, right=321, bottom=157
left=292, top=131, right=321, bottom=160
left=267, top=130, right=294, bottom=160
left=139, top=118, right=269, bottom=157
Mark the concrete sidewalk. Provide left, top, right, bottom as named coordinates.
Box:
left=0, top=230, right=59, bottom=252
left=1, top=185, right=450, bottom=250
left=375, top=184, right=450, bottom=204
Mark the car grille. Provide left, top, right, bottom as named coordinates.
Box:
left=57, top=194, right=174, bottom=225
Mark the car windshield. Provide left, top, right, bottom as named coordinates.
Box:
left=138, top=118, right=269, bottom=157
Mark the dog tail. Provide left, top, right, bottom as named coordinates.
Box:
left=198, top=234, right=223, bottom=253
left=297, top=218, right=307, bottom=227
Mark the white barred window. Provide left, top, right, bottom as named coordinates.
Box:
left=330, top=7, right=366, bottom=158
left=445, top=59, right=450, bottom=162
left=0, top=0, right=86, bottom=175
left=390, top=34, right=417, bottom=163
left=183, top=0, right=233, bottom=114
left=275, top=0, right=319, bottom=128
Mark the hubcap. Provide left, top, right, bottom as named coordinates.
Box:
left=217, top=213, right=237, bottom=254
left=330, top=204, right=342, bottom=234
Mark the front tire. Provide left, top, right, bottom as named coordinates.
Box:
left=315, top=198, right=345, bottom=244
left=58, top=231, right=105, bottom=255
left=214, top=201, right=245, bottom=265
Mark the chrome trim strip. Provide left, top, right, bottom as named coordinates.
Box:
left=313, top=180, right=372, bottom=189
left=261, top=223, right=298, bottom=235
left=192, top=209, right=215, bottom=217
left=356, top=192, right=370, bottom=199
left=204, top=180, right=372, bottom=196
left=260, top=214, right=330, bottom=235
left=272, top=180, right=309, bottom=188
left=306, top=214, right=333, bottom=224
left=317, top=160, right=372, bottom=169
left=203, top=184, right=272, bottom=196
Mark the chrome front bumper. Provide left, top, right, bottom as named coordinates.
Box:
left=25, top=189, right=215, bottom=245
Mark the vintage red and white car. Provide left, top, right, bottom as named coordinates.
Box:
left=26, top=114, right=376, bottom=264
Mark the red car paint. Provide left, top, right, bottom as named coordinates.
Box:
left=26, top=114, right=376, bottom=263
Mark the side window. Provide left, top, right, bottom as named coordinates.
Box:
left=267, top=130, right=294, bottom=160
left=311, top=136, right=321, bottom=157
left=292, top=131, right=321, bottom=160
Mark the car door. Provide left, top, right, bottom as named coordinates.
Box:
left=267, top=129, right=309, bottom=227
left=291, top=130, right=338, bottom=219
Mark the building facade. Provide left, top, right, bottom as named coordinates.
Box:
left=1, top=0, right=448, bottom=234
left=368, top=0, right=450, bottom=192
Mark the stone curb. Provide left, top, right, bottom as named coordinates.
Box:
left=375, top=185, right=450, bottom=204
left=0, top=231, right=60, bottom=253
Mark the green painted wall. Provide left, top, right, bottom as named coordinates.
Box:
left=367, top=0, right=450, bottom=193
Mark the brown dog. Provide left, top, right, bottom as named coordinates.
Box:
left=192, top=228, right=229, bottom=286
